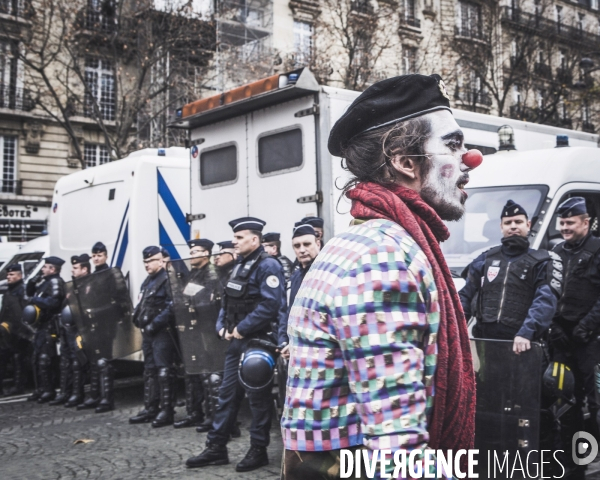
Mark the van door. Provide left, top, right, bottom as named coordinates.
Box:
left=246, top=96, right=318, bottom=257
left=190, top=116, right=248, bottom=245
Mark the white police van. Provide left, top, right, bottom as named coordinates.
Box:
left=48, top=148, right=190, bottom=303
left=170, top=68, right=598, bottom=259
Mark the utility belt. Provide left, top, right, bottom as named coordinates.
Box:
left=137, top=306, right=165, bottom=329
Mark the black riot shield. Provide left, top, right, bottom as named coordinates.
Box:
left=167, top=259, right=226, bottom=375
left=471, top=338, right=544, bottom=479
left=68, top=268, right=139, bottom=363
left=0, top=292, right=32, bottom=342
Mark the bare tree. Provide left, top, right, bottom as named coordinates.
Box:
left=19, top=0, right=215, bottom=168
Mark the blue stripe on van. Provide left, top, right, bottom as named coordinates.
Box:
left=157, top=170, right=189, bottom=242
left=159, top=221, right=181, bottom=260
left=115, top=221, right=129, bottom=268
left=111, top=200, right=130, bottom=267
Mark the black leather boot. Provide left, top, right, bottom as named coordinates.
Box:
left=174, top=374, right=204, bottom=428
left=95, top=361, right=114, bottom=413
left=186, top=443, right=229, bottom=468
left=65, top=360, right=84, bottom=407
left=77, top=364, right=100, bottom=410
left=235, top=445, right=269, bottom=472
left=152, top=368, right=175, bottom=428
left=6, top=353, right=26, bottom=396
left=129, top=369, right=159, bottom=424
left=49, top=356, right=72, bottom=405
left=38, top=354, right=56, bottom=403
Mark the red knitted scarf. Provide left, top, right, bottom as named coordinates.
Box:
left=346, top=182, right=476, bottom=452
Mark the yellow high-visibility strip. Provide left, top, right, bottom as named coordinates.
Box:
left=553, top=362, right=558, bottom=377
left=559, top=364, right=565, bottom=391
left=76, top=336, right=83, bottom=349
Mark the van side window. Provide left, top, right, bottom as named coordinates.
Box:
left=543, top=192, right=600, bottom=250
left=258, top=128, right=303, bottom=175
left=200, top=145, right=237, bottom=186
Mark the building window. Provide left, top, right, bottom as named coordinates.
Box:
left=84, top=143, right=110, bottom=168
left=0, top=136, right=17, bottom=193
left=457, top=1, right=482, bottom=38
left=84, top=58, right=116, bottom=121
left=555, top=5, right=563, bottom=24
left=401, top=0, right=419, bottom=27
left=513, top=84, right=521, bottom=104
left=578, top=13, right=585, bottom=32
left=293, top=21, right=313, bottom=66
left=402, top=46, right=417, bottom=74
left=593, top=0, right=599, bottom=11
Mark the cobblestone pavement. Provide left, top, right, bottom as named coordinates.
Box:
left=0, top=380, right=283, bottom=480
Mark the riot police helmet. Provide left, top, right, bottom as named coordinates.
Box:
left=543, top=361, right=575, bottom=402
left=238, top=339, right=278, bottom=391
left=22, top=304, right=42, bottom=326
left=60, top=305, right=74, bottom=327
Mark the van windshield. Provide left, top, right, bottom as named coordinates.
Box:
left=442, top=185, right=549, bottom=272
left=0, top=252, right=45, bottom=282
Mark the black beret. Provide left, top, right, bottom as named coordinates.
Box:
left=228, top=217, right=266, bottom=233
left=143, top=246, right=161, bottom=259
left=188, top=238, right=214, bottom=251
left=300, top=216, right=324, bottom=229
left=328, top=74, right=451, bottom=157
left=6, top=263, right=21, bottom=273
left=557, top=197, right=587, bottom=218
left=44, top=256, right=65, bottom=267
left=262, top=232, right=280, bottom=243
left=293, top=222, right=316, bottom=239
left=92, top=241, right=107, bottom=254
left=71, top=253, right=91, bottom=265
left=217, top=240, right=234, bottom=250
left=501, top=200, right=528, bottom=219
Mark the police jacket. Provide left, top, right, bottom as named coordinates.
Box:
left=94, top=263, right=110, bottom=273
left=0, top=280, right=28, bottom=336
left=278, top=259, right=313, bottom=346
left=216, top=262, right=235, bottom=289
left=459, top=237, right=560, bottom=340
left=133, top=268, right=172, bottom=332
left=553, top=233, right=600, bottom=331
left=216, top=245, right=286, bottom=338
left=276, top=254, right=294, bottom=283
left=27, top=273, right=66, bottom=323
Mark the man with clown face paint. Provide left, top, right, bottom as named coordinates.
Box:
left=281, top=74, right=482, bottom=479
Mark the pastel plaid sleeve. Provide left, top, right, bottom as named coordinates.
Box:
left=330, top=234, right=440, bottom=457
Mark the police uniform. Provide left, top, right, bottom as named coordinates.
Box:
left=300, top=216, right=325, bottom=246
left=92, top=241, right=110, bottom=273
left=549, top=197, right=600, bottom=479
left=0, top=264, right=29, bottom=396
left=186, top=217, right=286, bottom=472
left=130, top=246, right=177, bottom=427
left=459, top=200, right=560, bottom=341
left=51, top=254, right=90, bottom=407
left=26, top=256, right=66, bottom=403
left=174, top=238, right=223, bottom=430
left=263, top=232, right=293, bottom=283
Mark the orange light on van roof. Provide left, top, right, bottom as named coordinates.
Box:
left=181, top=74, right=281, bottom=119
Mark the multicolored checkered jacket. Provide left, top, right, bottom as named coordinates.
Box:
left=281, top=218, right=440, bottom=455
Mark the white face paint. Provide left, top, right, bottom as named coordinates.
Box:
left=419, top=110, right=469, bottom=221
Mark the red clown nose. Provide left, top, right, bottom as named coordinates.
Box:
left=462, top=149, right=483, bottom=169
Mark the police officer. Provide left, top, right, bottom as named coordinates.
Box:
left=459, top=200, right=560, bottom=352
left=299, top=216, right=325, bottom=248
left=91, top=241, right=109, bottom=273
left=549, top=197, right=600, bottom=479
left=214, top=240, right=237, bottom=287
left=262, top=232, right=293, bottom=283
left=0, top=264, right=29, bottom=396
left=130, top=246, right=177, bottom=427
left=186, top=217, right=286, bottom=472
left=25, top=256, right=66, bottom=403
left=50, top=254, right=91, bottom=406
left=174, top=238, right=221, bottom=429
left=278, top=223, right=320, bottom=355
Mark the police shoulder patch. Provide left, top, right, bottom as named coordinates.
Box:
left=266, top=275, right=280, bottom=288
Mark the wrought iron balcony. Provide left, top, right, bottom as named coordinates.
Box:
left=400, top=15, right=421, bottom=29
left=534, top=62, right=552, bottom=79
left=556, top=68, right=573, bottom=84
left=0, top=84, right=35, bottom=112
left=84, top=8, right=117, bottom=33
left=502, top=7, right=600, bottom=48
left=583, top=121, right=595, bottom=133
left=0, top=0, right=26, bottom=17
left=454, top=87, right=492, bottom=106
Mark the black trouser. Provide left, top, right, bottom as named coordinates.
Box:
left=207, top=338, right=273, bottom=447
left=141, top=329, right=177, bottom=370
